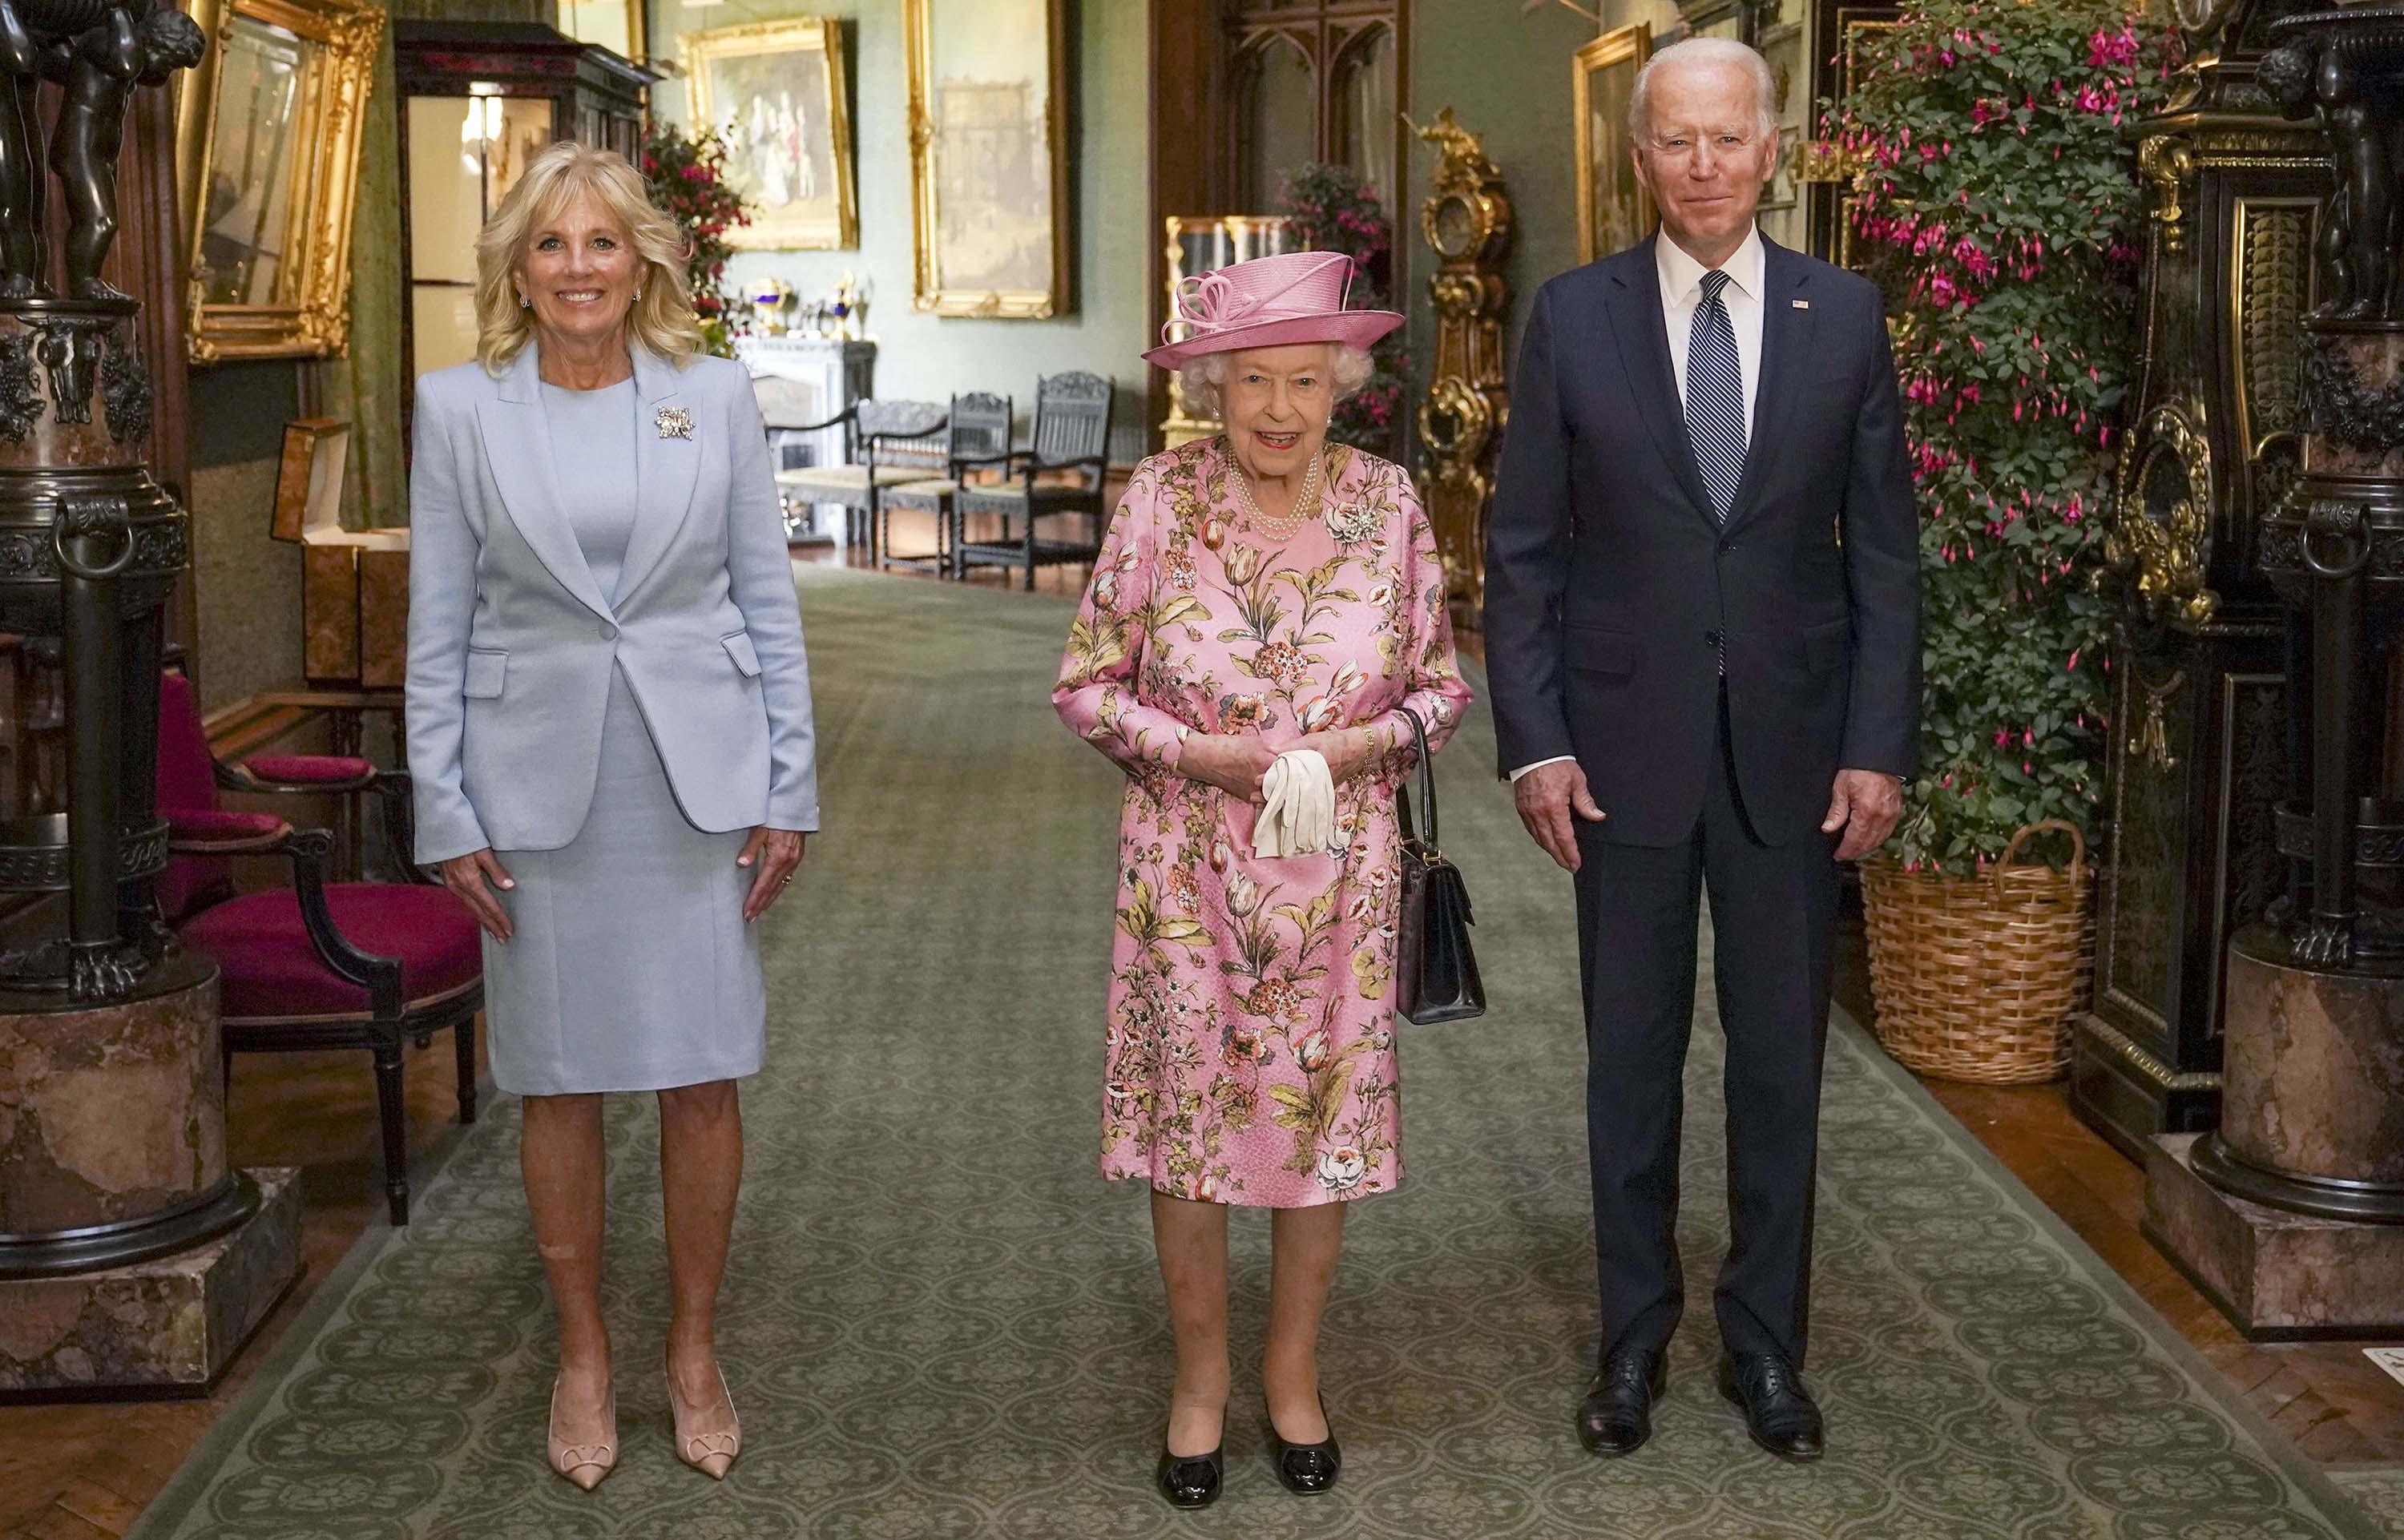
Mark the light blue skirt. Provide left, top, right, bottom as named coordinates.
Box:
left=482, top=666, right=766, bottom=1095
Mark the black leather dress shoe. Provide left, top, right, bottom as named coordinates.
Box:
left=1264, top=1394, right=1341, bottom=1494
left=1575, top=1347, right=1667, bottom=1455
left=1156, top=1441, right=1224, bottom=1507
left=1717, top=1350, right=1825, bottom=1462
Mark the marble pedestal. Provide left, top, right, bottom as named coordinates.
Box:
left=2145, top=1135, right=2404, bottom=1338
left=0, top=1166, right=300, bottom=1397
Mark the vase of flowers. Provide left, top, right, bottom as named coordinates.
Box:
left=1277, top=163, right=1410, bottom=459
left=1824, top=0, right=2176, bottom=1081
left=640, top=124, right=754, bottom=360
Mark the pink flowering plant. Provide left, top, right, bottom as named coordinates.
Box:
left=640, top=124, right=755, bottom=359
left=1824, top=0, right=2177, bottom=873
left=1277, top=163, right=1410, bottom=457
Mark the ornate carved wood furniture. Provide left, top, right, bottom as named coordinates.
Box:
left=884, top=392, right=1015, bottom=578
left=775, top=398, right=950, bottom=563
left=394, top=21, right=651, bottom=384
left=2071, top=0, right=2325, bottom=1163
left=155, top=674, right=482, bottom=1229
left=2141, top=6, right=2404, bottom=1336
left=954, top=372, right=1116, bottom=589
left=1411, top=107, right=1510, bottom=615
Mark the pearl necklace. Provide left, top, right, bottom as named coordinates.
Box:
left=1231, top=446, right=1325, bottom=541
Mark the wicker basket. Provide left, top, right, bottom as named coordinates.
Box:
left=1858, top=819, right=2097, bottom=1085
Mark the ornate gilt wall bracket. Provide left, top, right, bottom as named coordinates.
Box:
left=1409, top=108, right=1511, bottom=611
left=2140, top=135, right=2196, bottom=252
left=2102, top=403, right=2220, bottom=626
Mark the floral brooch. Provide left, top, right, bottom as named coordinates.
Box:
left=655, top=405, right=693, bottom=440
left=1322, top=500, right=1380, bottom=546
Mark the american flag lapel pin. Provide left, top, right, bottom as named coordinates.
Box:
left=1793, top=299, right=1811, bottom=309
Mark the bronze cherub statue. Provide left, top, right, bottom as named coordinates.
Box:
left=0, top=0, right=203, bottom=303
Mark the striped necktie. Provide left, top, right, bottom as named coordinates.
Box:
left=1686, top=268, right=1745, bottom=523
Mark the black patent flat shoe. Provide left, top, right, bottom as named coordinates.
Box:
left=1265, top=1393, right=1341, bottom=1494
left=1156, top=1441, right=1224, bottom=1508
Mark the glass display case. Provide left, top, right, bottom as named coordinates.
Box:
left=394, top=21, right=652, bottom=382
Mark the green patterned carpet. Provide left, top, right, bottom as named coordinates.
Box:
left=131, top=566, right=2390, bottom=1540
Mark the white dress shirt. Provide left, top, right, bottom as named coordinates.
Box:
left=1510, top=226, right=1767, bottom=784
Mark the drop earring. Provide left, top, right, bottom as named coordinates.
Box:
left=518, top=293, right=530, bottom=309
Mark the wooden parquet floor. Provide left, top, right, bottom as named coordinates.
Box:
left=2, top=549, right=2395, bottom=1538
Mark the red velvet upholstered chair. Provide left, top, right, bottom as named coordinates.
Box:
left=157, top=672, right=482, bottom=1224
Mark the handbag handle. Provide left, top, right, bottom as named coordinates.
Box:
left=1395, top=708, right=1438, bottom=855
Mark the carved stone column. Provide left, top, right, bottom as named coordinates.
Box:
left=2142, top=2, right=2404, bottom=1338
left=1411, top=109, right=1511, bottom=619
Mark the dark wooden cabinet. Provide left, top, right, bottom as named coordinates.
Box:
left=2071, top=0, right=2321, bottom=1162
left=393, top=21, right=653, bottom=390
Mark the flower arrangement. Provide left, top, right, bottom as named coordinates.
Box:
left=1276, top=163, right=1410, bottom=457
left=1823, top=0, right=2178, bottom=873
left=639, top=124, right=755, bottom=359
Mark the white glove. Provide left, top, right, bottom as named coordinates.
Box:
left=1253, top=748, right=1333, bottom=858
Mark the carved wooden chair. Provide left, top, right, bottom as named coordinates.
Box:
left=773, top=398, right=950, bottom=562
left=156, top=671, right=482, bottom=1226
left=954, top=372, right=1116, bottom=589
left=881, top=392, right=1015, bottom=577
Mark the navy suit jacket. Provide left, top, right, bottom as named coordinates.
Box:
left=1482, top=233, right=1921, bottom=847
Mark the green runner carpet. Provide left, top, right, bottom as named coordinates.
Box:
left=131, top=565, right=2390, bottom=1539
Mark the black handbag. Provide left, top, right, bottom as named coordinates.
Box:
left=1394, top=708, right=1484, bottom=1024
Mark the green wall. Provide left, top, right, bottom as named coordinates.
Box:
left=1403, top=0, right=1810, bottom=395
left=649, top=0, right=1152, bottom=452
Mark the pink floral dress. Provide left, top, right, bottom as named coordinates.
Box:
left=1052, top=437, right=1472, bottom=1207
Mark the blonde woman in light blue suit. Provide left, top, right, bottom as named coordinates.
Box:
left=405, top=141, right=817, bottom=1491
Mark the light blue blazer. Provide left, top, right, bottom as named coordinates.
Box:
left=405, top=344, right=820, bottom=865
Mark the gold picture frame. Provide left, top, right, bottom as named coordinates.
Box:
left=1572, top=23, right=1653, bottom=265
left=903, top=0, right=1071, bottom=319
left=682, top=17, right=860, bottom=251
left=173, top=0, right=383, bottom=362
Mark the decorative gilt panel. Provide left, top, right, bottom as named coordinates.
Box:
left=173, top=0, right=383, bottom=361
left=2231, top=197, right=2315, bottom=454
left=2104, top=404, right=2218, bottom=626
left=1410, top=108, right=1510, bottom=610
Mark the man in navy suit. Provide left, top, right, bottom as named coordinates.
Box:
left=1484, top=38, right=1921, bottom=1462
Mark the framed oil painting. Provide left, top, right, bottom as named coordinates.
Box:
left=904, top=0, right=1071, bottom=318
left=1573, top=23, right=1653, bottom=264
left=681, top=18, right=859, bottom=251
left=173, top=0, right=383, bottom=361
left=1758, top=17, right=1806, bottom=215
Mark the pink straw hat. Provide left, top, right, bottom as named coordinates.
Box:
left=1142, top=251, right=1403, bottom=370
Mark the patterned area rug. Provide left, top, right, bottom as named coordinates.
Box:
left=131, top=566, right=2388, bottom=1540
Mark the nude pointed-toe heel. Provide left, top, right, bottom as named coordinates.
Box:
left=666, top=1351, right=741, bottom=1480
left=547, top=1377, right=618, bottom=1491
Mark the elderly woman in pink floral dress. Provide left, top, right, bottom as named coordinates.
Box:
left=1053, top=252, right=1471, bottom=1509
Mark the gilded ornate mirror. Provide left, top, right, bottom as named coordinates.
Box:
left=174, top=0, right=384, bottom=362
